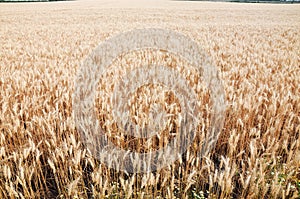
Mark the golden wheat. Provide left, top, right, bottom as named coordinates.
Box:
left=0, top=0, right=299, bottom=198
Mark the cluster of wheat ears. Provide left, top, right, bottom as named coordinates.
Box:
left=0, top=1, right=300, bottom=198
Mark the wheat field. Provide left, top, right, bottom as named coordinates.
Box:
left=0, top=0, right=300, bottom=198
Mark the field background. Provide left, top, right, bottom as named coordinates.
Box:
left=0, top=0, right=300, bottom=198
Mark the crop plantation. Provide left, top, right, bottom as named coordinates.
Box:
left=0, top=0, right=299, bottom=198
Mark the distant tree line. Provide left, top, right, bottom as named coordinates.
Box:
left=227, top=0, right=299, bottom=3
left=0, top=0, right=71, bottom=2
left=179, top=0, right=299, bottom=3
